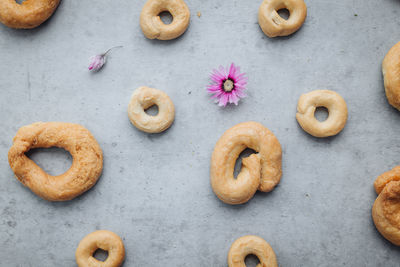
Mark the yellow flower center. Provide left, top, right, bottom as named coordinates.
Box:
left=223, top=79, right=234, bottom=92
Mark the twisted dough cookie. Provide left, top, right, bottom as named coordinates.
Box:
left=372, top=166, right=400, bottom=245
left=296, top=90, right=348, bottom=138
left=140, top=0, right=190, bottom=40
left=0, top=0, right=60, bottom=29
left=211, top=122, right=282, bottom=205
left=8, top=122, right=103, bottom=201
left=383, top=41, right=400, bottom=111
left=76, top=230, right=125, bottom=267
left=258, top=0, right=307, bottom=37
left=128, top=86, right=175, bottom=133
left=228, top=235, right=278, bottom=267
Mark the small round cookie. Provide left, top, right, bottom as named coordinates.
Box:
left=372, top=166, right=400, bottom=246
left=8, top=122, right=103, bottom=201
left=228, top=235, right=278, bottom=267
left=258, top=0, right=307, bottom=37
left=296, top=90, right=348, bottom=138
left=76, top=230, right=125, bottom=267
left=128, top=86, right=175, bottom=133
left=383, top=41, right=400, bottom=111
left=0, top=0, right=60, bottom=29
left=140, top=0, right=190, bottom=40
left=211, top=122, right=282, bottom=205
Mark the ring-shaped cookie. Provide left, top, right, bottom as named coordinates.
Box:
left=258, top=0, right=307, bottom=37
left=76, top=230, right=125, bottom=267
left=0, top=0, right=60, bottom=29
left=8, top=122, right=103, bottom=201
left=383, top=41, right=400, bottom=111
left=211, top=122, right=282, bottom=205
left=372, top=166, right=400, bottom=246
left=228, top=235, right=278, bottom=267
left=128, top=86, right=175, bottom=133
left=296, top=90, right=348, bottom=138
left=140, top=0, right=190, bottom=40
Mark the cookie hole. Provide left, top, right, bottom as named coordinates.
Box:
left=145, top=105, right=159, bottom=116
left=93, top=248, right=108, bottom=262
left=314, top=106, right=329, bottom=122
left=245, top=254, right=261, bottom=267
left=277, top=8, right=290, bottom=20
left=26, top=148, right=72, bottom=176
left=234, top=148, right=257, bottom=179
left=159, top=11, right=173, bottom=25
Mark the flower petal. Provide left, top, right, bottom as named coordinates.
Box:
left=207, top=84, right=222, bottom=92
left=218, top=93, right=229, bottom=106
left=230, top=92, right=240, bottom=105
left=211, top=69, right=225, bottom=82
left=229, top=63, right=237, bottom=78
left=219, top=65, right=228, bottom=78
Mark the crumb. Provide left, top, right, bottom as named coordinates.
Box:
left=197, top=11, right=201, bottom=18
left=305, top=193, right=310, bottom=197
left=188, top=91, right=192, bottom=95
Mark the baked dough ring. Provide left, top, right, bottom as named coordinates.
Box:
left=0, top=0, right=60, bottom=29
left=372, top=166, right=400, bottom=246
left=228, top=235, right=278, bottom=267
left=383, top=41, right=400, bottom=111
left=8, top=122, right=103, bottom=201
left=140, top=0, right=190, bottom=40
left=76, top=230, right=125, bottom=267
left=128, top=86, right=175, bottom=133
left=211, top=122, right=282, bottom=205
left=296, top=90, right=348, bottom=138
left=258, top=0, right=307, bottom=37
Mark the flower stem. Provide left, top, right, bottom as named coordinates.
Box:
left=103, top=45, right=123, bottom=56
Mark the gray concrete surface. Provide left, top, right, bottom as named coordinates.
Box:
left=1, top=0, right=400, bottom=266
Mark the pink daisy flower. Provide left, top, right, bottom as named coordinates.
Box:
left=207, top=63, right=248, bottom=107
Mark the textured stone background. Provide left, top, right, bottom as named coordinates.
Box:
left=1, top=0, right=400, bottom=266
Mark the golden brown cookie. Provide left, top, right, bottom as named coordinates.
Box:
left=372, top=166, right=400, bottom=246
left=228, top=235, right=278, bottom=267
left=76, top=230, right=125, bottom=267
left=0, top=0, right=60, bottom=29
left=128, top=86, right=175, bottom=133
left=296, top=90, right=348, bottom=138
left=211, top=122, right=282, bottom=205
left=8, top=122, right=103, bottom=201
left=258, top=0, right=307, bottom=37
left=140, top=0, right=190, bottom=40
left=383, top=41, right=400, bottom=111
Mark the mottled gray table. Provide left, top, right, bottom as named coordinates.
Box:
left=1, top=0, right=400, bottom=266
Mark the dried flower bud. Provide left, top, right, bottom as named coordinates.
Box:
left=88, top=54, right=106, bottom=71
left=88, top=46, right=123, bottom=72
